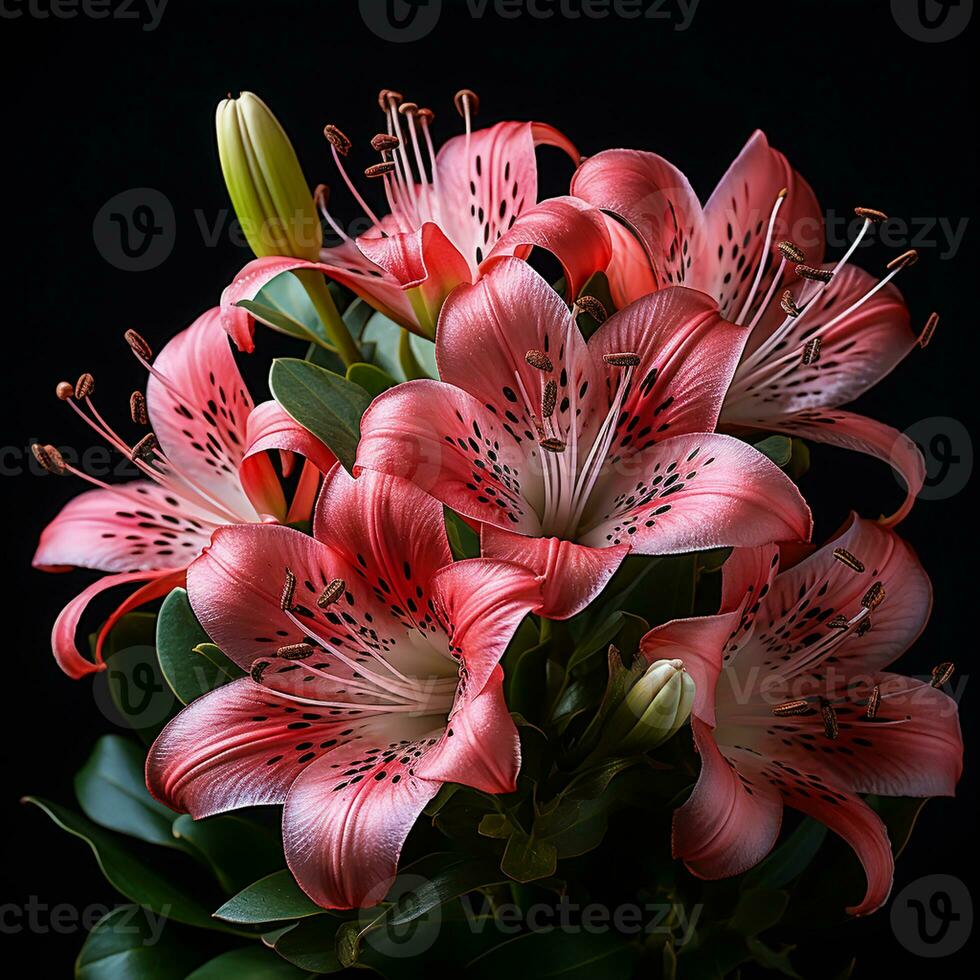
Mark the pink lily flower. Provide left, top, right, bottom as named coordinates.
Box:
left=146, top=466, right=542, bottom=909
left=32, top=309, right=336, bottom=679
left=642, top=516, right=962, bottom=915
left=571, top=131, right=928, bottom=524
left=220, top=89, right=612, bottom=348
left=356, top=257, right=812, bottom=620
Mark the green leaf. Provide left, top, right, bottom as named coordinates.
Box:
left=729, top=887, right=789, bottom=936
left=269, top=358, right=371, bottom=472
left=245, top=269, right=331, bottom=345
left=753, top=434, right=793, bottom=468
left=157, top=589, right=234, bottom=705
left=500, top=830, right=558, bottom=883
left=870, top=795, right=929, bottom=858
left=192, top=643, right=246, bottom=683
left=75, top=905, right=205, bottom=980
left=346, top=362, right=396, bottom=398
left=444, top=508, right=480, bottom=560
left=186, top=945, right=316, bottom=978
left=566, top=610, right=649, bottom=672
left=743, top=818, right=827, bottom=890
left=25, top=798, right=229, bottom=931
left=272, top=917, right=344, bottom=973
left=215, top=870, right=322, bottom=925
left=74, top=735, right=189, bottom=853
left=468, top=929, right=635, bottom=978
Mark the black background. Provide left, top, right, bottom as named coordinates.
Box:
left=1, top=0, right=975, bottom=974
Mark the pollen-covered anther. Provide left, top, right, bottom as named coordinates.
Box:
left=280, top=567, right=297, bottom=612
left=776, top=240, right=806, bottom=263
left=277, top=642, right=315, bottom=661
left=397, top=101, right=419, bottom=115
left=861, top=581, right=885, bottom=610
left=364, top=162, right=396, bottom=178
left=56, top=381, right=75, bottom=401
left=75, top=373, right=95, bottom=399
left=603, top=352, right=641, bottom=367
left=323, top=124, right=352, bottom=156
left=370, top=133, right=400, bottom=153
left=417, top=107, right=435, bottom=123
left=832, top=547, right=865, bottom=572
left=525, top=349, right=553, bottom=372
left=772, top=698, right=810, bottom=716
left=802, top=337, right=821, bottom=365
left=795, top=264, right=834, bottom=283
left=576, top=294, right=608, bottom=323
left=32, top=443, right=67, bottom=476
left=317, top=578, right=346, bottom=609
left=454, top=88, right=479, bottom=116
left=855, top=207, right=888, bottom=223
left=541, top=379, right=557, bottom=419
left=377, top=89, right=403, bottom=110
left=886, top=249, right=918, bottom=271
left=827, top=615, right=849, bottom=630
left=856, top=619, right=873, bottom=637
left=250, top=659, right=272, bottom=684
left=780, top=290, right=801, bottom=318
left=918, top=311, right=939, bottom=349
left=930, top=661, right=955, bottom=688
left=131, top=433, right=159, bottom=462
left=820, top=699, right=840, bottom=739
left=124, top=329, right=153, bottom=360
left=866, top=684, right=881, bottom=719
left=540, top=437, right=566, bottom=454
left=130, top=390, right=148, bottom=425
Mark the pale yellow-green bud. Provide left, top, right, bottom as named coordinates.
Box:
left=216, top=92, right=322, bottom=261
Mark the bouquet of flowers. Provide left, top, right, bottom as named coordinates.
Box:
left=29, top=88, right=962, bottom=978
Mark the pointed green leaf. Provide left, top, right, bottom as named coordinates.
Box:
left=187, top=945, right=316, bottom=978
left=214, top=870, right=322, bottom=925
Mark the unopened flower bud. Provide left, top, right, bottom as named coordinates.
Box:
left=216, top=92, right=322, bottom=260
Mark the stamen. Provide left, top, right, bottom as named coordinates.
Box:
left=32, top=443, right=66, bottom=475
left=124, top=329, right=153, bottom=360
left=453, top=89, right=479, bottom=116
left=281, top=567, right=297, bottom=611
left=323, top=124, right=352, bottom=156
left=856, top=619, right=873, bottom=637
left=398, top=101, right=418, bottom=115
left=802, top=337, right=821, bottom=365
left=576, top=295, right=608, bottom=323
left=364, top=162, right=396, bottom=178
left=772, top=699, right=810, bottom=716
left=129, top=391, right=148, bottom=425
left=541, top=379, right=557, bottom=419
left=525, top=349, right=553, bottom=372
left=131, top=433, right=159, bottom=462
left=277, top=642, right=315, bottom=660
left=75, top=373, right=95, bottom=399
left=378, top=89, right=403, bottom=110
left=56, top=381, right=75, bottom=400
left=777, top=241, right=806, bottom=263
left=827, top=615, right=849, bottom=629
left=886, top=249, right=918, bottom=270
left=540, top=437, right=566, bottom=453
left=832, top=547, right=865, bottom=572
left=820, top=699, right=839, bottom=739
left=865, top=684, right=881, bottom=719
left=317, top=578, right=346, bottom=608
left=417, top=107, right=434, bottom=124
left=795, top=264, right=834, bottom=283
left=780, top=290, right=801, bottom=318
left=931, top=661, right=955, bottom=688
left=603, top=352, right=641, bottom=367
left=861, top=581, right=885, bottom=610
left=918, top=311, right=939, bottom=349
left=250, top=659, right=272, bottom=683
left=854, top=207, right=888, bottom=222
left=370, top=133, right=400, bottom=152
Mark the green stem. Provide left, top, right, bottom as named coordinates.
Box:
left=297, top=270, right=361, bottom=367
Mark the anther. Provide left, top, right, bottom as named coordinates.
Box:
left=131, top=433, right=159, bottom=462
left=541, top=379, right=557, bottom=419
left=377, top=89, right=403, bottom=110
left=75, top=373, right=95, bottom=399
left=777, top=240, right=805, bottom=263
left=317, top=578, right=346, bottom=608
left=576, top=295, right=608, bottom=323
left=454, top=89, right=479, bottom=116
left=124, top=329, right=153, bottom=360
left=827, top=615, right=849, bottom=629
left=795, top=264, right=834, bottom=283
left=398, top=101, right=418, bottom=115
left=323, top=124, right=352, bottom=156
left=856, top=619, right=873, bottom=637
left=130, top=390, right=148, bottom=425
left=364, top=162, right=396, bottom=178
left=832, top=547, right=865, bottom=572
left=886, top=249, right=918, bottom=271
left=56, top=381, right=75, bottom=401
left=525, top=349, right=553, bottom=372
left=931, top=661, right=955, bottom=688
left=250, top=659, right=272, bottom=684
left=802, top=337, right=821, bottom=365
left=31, top=443, right=66, bottom=476
left=603, top=352, right=641, bottom=367
left=861, top=581, right=885, bottom=610
left=277, top=642, right=315, bottom=660
left=416, top=107, right=435, bottom=123
left=281, top=567, right=297, bottom=612
left=314, top=184, right=330, bottom=209
left=780, top=290, right=801, bottom=318
left=854, top=207, right=888, bottom=223
left=772, top=699, right=809, bottom=716
left=540, top=437, right=566, bottom=453
left=820, top=699, right=839, bottom=739
left=865, top=684, right=881, bottom=719
left=918, top=312, right=939, bottom=349
left=370, top=133, right=400, bottom=153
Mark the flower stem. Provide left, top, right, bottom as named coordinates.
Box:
left=297, top=270, right=361, bottom=367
